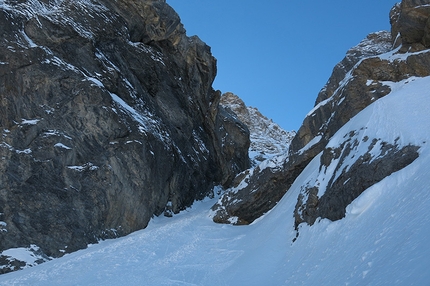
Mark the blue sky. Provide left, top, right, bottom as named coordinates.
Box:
left=167, top=1, right=400, bottom=131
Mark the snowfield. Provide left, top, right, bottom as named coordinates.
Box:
left=1, top=77, right=430, bottom=285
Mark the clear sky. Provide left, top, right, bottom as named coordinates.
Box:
left=167, top=1, right=400, bottom=131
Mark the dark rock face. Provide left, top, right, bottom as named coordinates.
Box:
left=212, top=0, right=430, bottom=226
left=211, top=151, right=315, bottom=225
left=0, top=0, right=249, bottom=272
left=294, top=135, right=420, bottom=229
left=212, top=156, right=287, bottom=225
left=391, top=0, right=430, bottom=49
left=314, top=32, right=393, bottom=106
left=211, top=92, right=295, bottom=224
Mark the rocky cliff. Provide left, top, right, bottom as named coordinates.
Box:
left=0, top=0, right=250, bottom=273
left=220, top=92, right=295, bottom=163
left=212, top=0, right=429, bottom=226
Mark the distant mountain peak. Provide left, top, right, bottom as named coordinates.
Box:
left=220, top=92, right=295, bottom=163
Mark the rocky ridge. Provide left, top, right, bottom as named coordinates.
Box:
left=212, top=0, right=430, bottom=226
left=220, top=92, right=295, bottom=163
left=0, top=0, right=250, bottom=273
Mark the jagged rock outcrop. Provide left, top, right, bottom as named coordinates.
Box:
left=212, top=0, right=430, bottom=226
left=294, top=136, right=419, bottom=230
left=211, top=92, right=295, bottom=225
left=0, top=0, right=249, bottom=273
left=220, top=92, right=295, bottom=163
left=391, top=0, right=430, bottom=49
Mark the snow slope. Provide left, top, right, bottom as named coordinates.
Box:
left=1, top=77, right=430, bottom=285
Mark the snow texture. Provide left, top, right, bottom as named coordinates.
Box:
left=0, top=245, right=50, bottom=272
left=54, top=143, right=71, bottom=150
